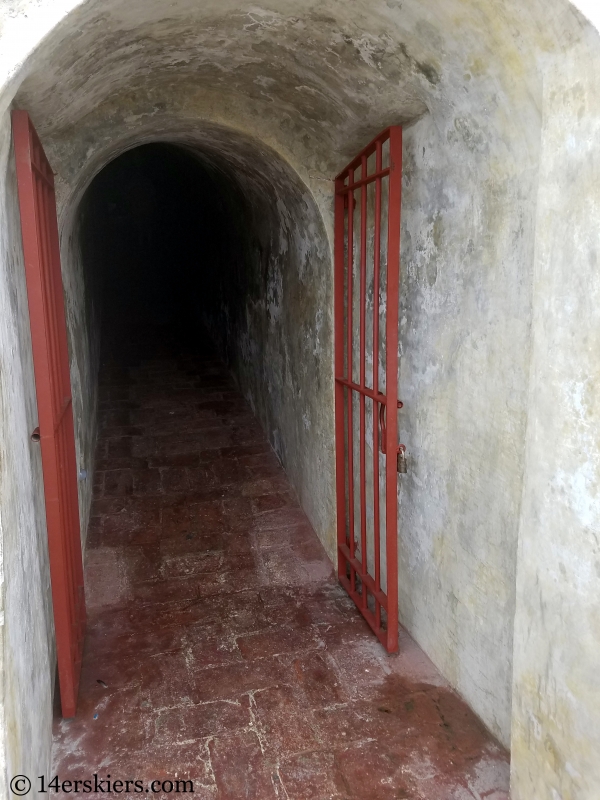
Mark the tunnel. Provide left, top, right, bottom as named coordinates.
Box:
left=80, top=143, right=232, bottom=357
left=79, top=142, right=289, bottom=367
left=73, top=134, right=334, bottom=546
left=1, top=0, right=600, bottom=795
left=70, top=128, right=335, bottom=557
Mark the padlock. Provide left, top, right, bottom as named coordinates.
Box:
left=397, top=447, right=408, bottom=474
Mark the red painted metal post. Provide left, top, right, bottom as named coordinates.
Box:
left=359, top=154, right=368, bottom=607
left=334, top=178, right=348, bottom=585
left=334, top=127, right=403, bottom=653
left=346, top=175, right=356, bottom=592
left=383, top=126, right=403, bottom=653
left=373, top=140, right=382, bottom=630
left=12, top=110, right=86, bottom=717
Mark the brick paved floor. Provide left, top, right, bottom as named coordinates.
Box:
left=53, top=328, right=510, bottom=799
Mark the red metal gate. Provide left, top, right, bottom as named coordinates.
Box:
left=334, top=127, right=404, bottom=653
left=12, top=110, right=86, bottom=717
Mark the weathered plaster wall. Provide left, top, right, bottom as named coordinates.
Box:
left=61, top=187, right=102, bottom=546
left=0, top=112, right=55, bottom=780
left=511, top=16, right=600, bottom=799
left=398, top=102, right=538, bottom=742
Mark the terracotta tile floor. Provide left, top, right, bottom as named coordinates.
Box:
left=53, top=333, right=510, bottom=799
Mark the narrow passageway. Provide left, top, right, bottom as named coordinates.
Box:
left=52, top=316, right=510, bottom=797
left=50, top=139, right=510, bottom=796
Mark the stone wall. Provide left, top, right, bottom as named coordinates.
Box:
left=511, top=16, right=600, bottom=799
left=398, top=104, right=537, bottom=743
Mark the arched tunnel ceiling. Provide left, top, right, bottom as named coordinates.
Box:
left=62, top=123, right=324, bottom=256
left=16, top=0, right=436, bottom=132
left=10, top=0, right=588, bottom=189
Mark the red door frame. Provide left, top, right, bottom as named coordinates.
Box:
left=334, top=126, right=403, bottom=653
left=12, top=110, right=86, bottom=717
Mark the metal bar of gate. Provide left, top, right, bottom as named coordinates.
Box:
left=384, top=126, right=403, bottom=653
left=334, top=177, right=347, bottom=588
left=346, top=175, right=356, bottom=591
left=335, top=378, right=387, bottom=405
left=359, top=154, right=368, bottom=608
left=373, top=139, right=382, bottom=629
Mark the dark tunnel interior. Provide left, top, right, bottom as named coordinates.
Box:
left=73, top=137, right=330, bottom=499
left=78, top=143, right=246, bottom=363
